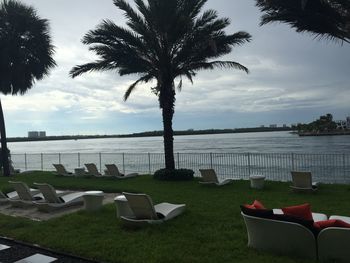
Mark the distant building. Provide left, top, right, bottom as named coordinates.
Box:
left=269, top=124, right=277, bottom=128
left=28, top=131, right=46, bottom=138
left=260, top=125, right=265, bottom=128
left=283, top=124, right=287, bottom=128
left=347, top=117, right=350, bottom=129
left=28, top=131, right=39, bottom=138
left=336, top=120, right=347, bottom=130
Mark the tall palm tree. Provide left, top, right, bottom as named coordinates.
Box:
left=70, top=0, right=251, bottom=170
left=0, top=0, right=56, bottom=176
left=256, top=0, right=350, bottom=43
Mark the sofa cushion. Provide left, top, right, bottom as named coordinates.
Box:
left=282, top=203, right=313, bottom=221
left=315, top=219, right=350, bottom=229
left=329, top=215, right=350, bottom=224
left=271, top=213, right=319, bottom=236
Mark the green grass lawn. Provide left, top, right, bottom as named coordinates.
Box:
left=0, top=172, right=349, bottom=263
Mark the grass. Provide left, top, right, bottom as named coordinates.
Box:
left=0, top=172, right=349, bottom=263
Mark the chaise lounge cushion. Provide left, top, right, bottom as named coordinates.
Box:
left=282, top=203, right=313, bottom=221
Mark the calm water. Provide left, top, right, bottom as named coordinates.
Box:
left=8, top=131, right=350, bottom=154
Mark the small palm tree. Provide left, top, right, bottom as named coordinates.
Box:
left=0, top=0, right=56, bottom=176
left=70, top=0, right=251, bottom=170
left=256, top=0, right=349, bottom=43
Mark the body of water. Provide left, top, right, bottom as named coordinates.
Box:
left=8, top=131, right=350, bottom=154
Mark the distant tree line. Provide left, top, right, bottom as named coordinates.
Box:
left=296, top=113, right=337, bottom=132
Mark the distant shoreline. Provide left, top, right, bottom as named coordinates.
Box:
left=298, top=130, right=350, bottom=136
left=8, top=127, right=292, bottom=143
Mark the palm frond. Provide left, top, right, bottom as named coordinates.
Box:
left=256, top=0, right=349, bottom=43
left=70, top=61, right=115, bottom=78
left=189, top=61, right=249, bottom=74
left=124, top=74, right=154, bottom=101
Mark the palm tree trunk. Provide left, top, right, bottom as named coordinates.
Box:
left=0, top=99, right=10, bottom=177
left=159, top=77, right=176, bottom=170
left=162, top=104, right=175, bottom=170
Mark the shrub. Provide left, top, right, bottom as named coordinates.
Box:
left=153, top=168, right=194, bottom=181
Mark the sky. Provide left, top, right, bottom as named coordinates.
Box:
left=3, top=0, right=350, bottom=137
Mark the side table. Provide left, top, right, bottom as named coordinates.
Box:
left=249, top=175, right=266, bottom=189
left=83, top=191, right=104, bottom=211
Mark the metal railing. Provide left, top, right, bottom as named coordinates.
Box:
left=10, top=152, right=350, bottom=184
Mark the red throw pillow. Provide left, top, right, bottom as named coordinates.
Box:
left=315, top=219, right=350, bottom=229
left=244, top=204, right=255, bottom=209
left=243, top=200, right=266, bottom=210
left=282, top=203, right=313, bottom=221
left=253, top=200, right=265, bottom=209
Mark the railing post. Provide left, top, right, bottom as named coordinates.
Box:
left=248, top=152, right=251, bottom=176
left=122, top=153, right=125, bottom=174
left=210, top=152, right=213, bottom=169
left=148, top=153, right=151, bottom=174
left=58, top=153, right=61, bottom=164
left=78, top=153, right=80, bottom=167
left=291, top=153, right=295, bottom=171
left=177, top=152, right=180, bottom=169
left=41, top=153, right=43, bottom=170
left=99, top=152, right=102, bottom=172
left=24, top=153, right=27, bottom=170
left=343, top=154, right=346, bottom=183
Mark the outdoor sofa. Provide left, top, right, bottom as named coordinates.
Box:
left=241, top=203, right=350, bottom=262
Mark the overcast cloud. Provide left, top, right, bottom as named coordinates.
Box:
left=3, top=0, right=350, bottom=136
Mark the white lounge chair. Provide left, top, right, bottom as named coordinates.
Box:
left=290, top=171, right=318, bottom=193
left=120, top=192, right=186, bottom=226
left=8, top=181, right=43, bottom=207
left=105, top=164, right=138, bottom=179
left=53, top=164, right=73, bottom=176
left=0, top=190, right=19, bottom=205
left=33, top=183, right=84, bottom=212
left=85, top=163, right=103, bottom=177
left=199, top=169, right=233, bottom=186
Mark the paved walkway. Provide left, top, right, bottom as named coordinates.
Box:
left=0, top=237, right=98, bottom=262
left=0, top=193, right=118, bottom=221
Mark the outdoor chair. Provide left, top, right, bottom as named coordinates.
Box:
left=199, top=169, right=233, bottom=186
left=120, top=192, right=186, bottom=226
left=290, top=171, right=318, bottom=193
left=0, top=190, right=19, bottom=205
left=85, top=163, right=103, bottom=177
left=105, top=164, right=138, bottom=179
left=33, top=183, right=84, bottom=212
left=8, top=181, right=43, bottom=207
left=53, top=164, right=73, bottom=176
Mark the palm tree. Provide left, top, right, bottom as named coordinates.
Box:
left=255, top=0, right=350, bottom=43
left=70, top=0, right=251, bottom=170
left=0, top=0, right=56, bottom=176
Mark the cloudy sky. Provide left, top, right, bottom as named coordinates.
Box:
left=4, top=0, right=350, bottom=137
